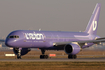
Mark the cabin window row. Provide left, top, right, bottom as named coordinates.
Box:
left=9, top=36, right=19, bottom=38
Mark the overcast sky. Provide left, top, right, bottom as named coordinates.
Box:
left=0, top=0, right=105, bottom=38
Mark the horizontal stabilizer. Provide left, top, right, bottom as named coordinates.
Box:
left=96, top=37, right=105, bottom=40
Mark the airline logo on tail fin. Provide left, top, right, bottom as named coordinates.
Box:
left=85, top=3, right=101, bottom=35
left=93, top=21, right=97, bottom=31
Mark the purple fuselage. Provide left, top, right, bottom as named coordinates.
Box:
left=5, top=30, right=100, bottom=50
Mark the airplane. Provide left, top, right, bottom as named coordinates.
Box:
left=2, top=3, right=105, bottom=59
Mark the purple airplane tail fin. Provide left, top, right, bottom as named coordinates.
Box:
left=85, top=3, right=101, bottom=35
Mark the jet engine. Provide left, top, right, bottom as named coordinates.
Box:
left=13, top=48, right=31, bottom=56
left=64, top=43, right=81, bottom=55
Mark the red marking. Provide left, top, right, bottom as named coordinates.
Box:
left=37, top=48, right=39, bottom=50
left=49, top=54, right=56, bottom=57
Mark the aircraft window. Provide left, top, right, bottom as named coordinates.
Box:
left=9, top=36, right=14, bottom=38
left=9, top=36, right=19, bottom=38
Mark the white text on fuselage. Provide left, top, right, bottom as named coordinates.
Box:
left=25, top=32, right=44, bottom=40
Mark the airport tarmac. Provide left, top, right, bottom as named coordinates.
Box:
left=0, top=58, right=105, bottom=62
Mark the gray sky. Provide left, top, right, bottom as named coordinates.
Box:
left=0, top=0, right=105, bottom=38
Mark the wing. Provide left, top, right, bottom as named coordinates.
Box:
left=53, top=37, right=105, bottom=46
left=0, top=39, right=5, bottom=42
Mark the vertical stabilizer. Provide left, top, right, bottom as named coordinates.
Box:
left=85, top=3, right=101, bottom=35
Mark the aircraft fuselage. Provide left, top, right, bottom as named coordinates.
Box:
left=5, top=30, right=99, bottom=49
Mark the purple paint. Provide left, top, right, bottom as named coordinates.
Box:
left=5, top=3, right=102, bottom=56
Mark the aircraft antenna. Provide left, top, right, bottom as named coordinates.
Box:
left=39, top=28, right=41, bottom=31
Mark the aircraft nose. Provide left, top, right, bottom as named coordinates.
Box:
left=5, top=40, right=15, bottom=47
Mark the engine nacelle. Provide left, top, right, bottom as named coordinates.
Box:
left=64, top=43, right=81, bottom=55
left=13, top=48, right=31, bottom=56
